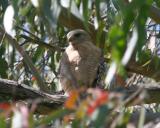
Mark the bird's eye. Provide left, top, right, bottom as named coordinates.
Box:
left=74, top=33, right=81, bottom=38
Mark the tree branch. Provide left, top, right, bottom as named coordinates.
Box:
left=20, top=34, right=64, bottom=52
left=150, top=5, right=160, bottom=23
left=127, top=52, right=160, bottom=81
left=0, top=78, right=159, bottom=114
left=0, top=78, right=66, bottom=114
left=15, top=25, right=64, bottom=52
left=58, top=7, right=106, bottom=48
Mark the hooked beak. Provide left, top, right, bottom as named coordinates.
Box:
left=67, top=35, right=74, bottom=42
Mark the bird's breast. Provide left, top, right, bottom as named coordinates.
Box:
left=67, top=50, right=81, bottom=63
left=65, top=45, right=101, bottom=86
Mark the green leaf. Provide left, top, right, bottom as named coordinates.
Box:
left=35, top=109, right=71, bottom=126
left=74, top=0, right=81, bottom=7
left=0, top=116, right=6, bottom=128
left=12, top=0, right=22, bottom=16
left=95, top=0, right=100, bottom=21
left=32, top=46, right=45, bottom=64
left=0, top=45, right=5, bottom=56
left=39, top=0, right=61, bottom=29
left=0, top=0, right=8, bottom=11
left=154, top=0, right=160, bottom=7
left=19, top=3, right=32, bottom=17
left=135, top=0, right=152, bottom=53
left=0, top=58, right=8, bottom=78
left=108, top=25, right=125, bottom=62
left=82, top=0, right=89, bottom=30
left=92, top=105, right=109, bottom=128
left=50, top=53, right=56, bottom=72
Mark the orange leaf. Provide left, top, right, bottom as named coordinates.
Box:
left=31, top=76, right=36, bottom=81
left=64, top=90, right=79, bottom=109
left=87, top=89, right=109, bottom=116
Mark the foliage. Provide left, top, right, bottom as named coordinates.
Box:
left=0, top=89, right=133, bottom=127
left=0, top=0, right=160, bottom=127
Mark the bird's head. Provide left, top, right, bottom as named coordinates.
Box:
left=67, top=29, right=91, bottom=46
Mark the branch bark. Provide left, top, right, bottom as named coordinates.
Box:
left=58, top=5, right=160, bottom=43
left=127, top=53, right=160, bottom=82
left=0, top=78, right=66, bottom=114
left=130, top=112, right=160, bottom=128
left=150, top=6, right=160, bottom=23
left=0, top=78, right=159, bottom=114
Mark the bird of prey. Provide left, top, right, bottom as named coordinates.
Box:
left=59, top=29, right=106, bottom=93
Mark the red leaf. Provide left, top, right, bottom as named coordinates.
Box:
left=0, top=102, right=11, bottom=110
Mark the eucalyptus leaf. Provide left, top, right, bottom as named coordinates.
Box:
left=0, top=0, right=8, bottom=11
left=39, top=0, right=61, bottom=29
left=0, top=58, right=8, bottom=78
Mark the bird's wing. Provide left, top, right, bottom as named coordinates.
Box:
left=59, top=52, right=78, bottom=91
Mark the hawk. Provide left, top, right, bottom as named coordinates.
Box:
left=59, top=29, right=106, bottom=93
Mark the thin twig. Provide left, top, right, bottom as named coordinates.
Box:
left=15, top=25, right=39, bottom=39
left=0, top=31, right=6, bottom=44
left=16, top=25, right=64, bottom=52
left=20, top=34, right=64, bottom=52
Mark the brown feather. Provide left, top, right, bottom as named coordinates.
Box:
left=59, top=29, right=101, bottom=93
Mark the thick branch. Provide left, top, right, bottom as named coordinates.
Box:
left=150, top=6, right=160, bottom=23
left=130, top=112, right=160, bottom=127
left=127, top=52, right=160, bottom=81
left=124, top=86, right=160, bottom=104
left=58, top=5, right=160, bottom=43
left=0, top=78, right=66, bottom=114
left=0, top=78, right=159, bottom=114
